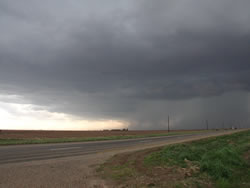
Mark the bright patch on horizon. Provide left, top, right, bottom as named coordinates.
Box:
left=0, top=95, right=127, bottom=130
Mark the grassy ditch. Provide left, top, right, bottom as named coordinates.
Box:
left=0, top=131, right=207, bottom=145
left=99, top=130, right=250, bottom=188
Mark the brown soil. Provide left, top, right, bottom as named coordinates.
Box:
left=0, top=153, right=112, bottom=188
left=100, top=148, right=213, bottom=188
left=243, top=150, right=250, bottom=161
left=0, top=130, right=201, bottom=139
left=0, top=130, right=242, bottom=188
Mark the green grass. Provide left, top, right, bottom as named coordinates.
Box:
left=0, top=130, right=208, bottom=145
left=110, top=163, right=137, bottom=180
left=144, top=130, right=250, bottom=187
left=97, top=130, right=250, bottom=187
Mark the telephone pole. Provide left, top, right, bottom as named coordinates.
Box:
left=168, top=115, right=170, bottom=132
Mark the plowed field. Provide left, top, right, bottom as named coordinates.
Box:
left=0, top=130, right=199, bottom=139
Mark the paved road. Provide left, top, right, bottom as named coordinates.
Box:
left=0, top=131, right=229, bottom=165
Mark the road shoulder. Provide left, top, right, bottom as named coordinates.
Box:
left=0, top=130, right=244, bottom=188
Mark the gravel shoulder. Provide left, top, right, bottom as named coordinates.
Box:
left=0, top=130, right=244, bottom=188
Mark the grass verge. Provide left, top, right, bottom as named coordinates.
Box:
left=0, top=130, right=208, bottom=145
left=99, top=130, right=250, bottom=188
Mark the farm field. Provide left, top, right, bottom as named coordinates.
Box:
left=0, top=129, right=210, bottom=145
left=0, top=129, right=205, bottom=139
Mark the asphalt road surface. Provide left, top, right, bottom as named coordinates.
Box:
left=0, top=131, right=230, bottom=165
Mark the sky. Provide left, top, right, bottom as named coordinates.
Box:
left=0, top=0, right=250, bottom=130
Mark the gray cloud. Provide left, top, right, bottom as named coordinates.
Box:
left=0, top=0, right=250, bottom=129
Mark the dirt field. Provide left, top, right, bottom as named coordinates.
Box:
left=0, top=130, right=202, bottom=139
left=0, top=130, right=242, bottom=188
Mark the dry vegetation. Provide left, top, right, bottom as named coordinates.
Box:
left=99, top=130, right=250, bottom=188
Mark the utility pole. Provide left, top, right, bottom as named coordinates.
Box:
left=206, top=120, right=208, bottom=130
left=168, top=115, right=170, bottom=132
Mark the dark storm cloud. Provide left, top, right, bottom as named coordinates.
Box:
left=0, top=0, right=250, bottom=129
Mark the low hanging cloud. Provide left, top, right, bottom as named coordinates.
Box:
left=0, top=0, right=250, bottom=130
